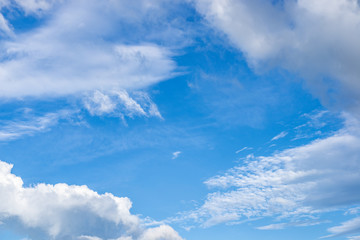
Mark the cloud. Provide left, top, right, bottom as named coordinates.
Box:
left=324, top=217, right=360, bottom=238
left=12, top=0, right=60, bottom=15
left=348, top=236, right=360, bottom=240
left=78, top=236, right=103, bottom=240
left=179, top=113, right=360, bottom=229
left=0, top=109, right=75, bottom=141
left=84, top=90, right=162, bottom=119
left=257, top=220, right=325, bottom=230
left=0, top=160, right=183, bottom=240
left=172, top=151, right=182, bottom=159
left=0, top=13, right=12, bottom=36
left=193, top=0, right=360, bottom=116
left=235, top=147, right=252, bottom=153
left=271, top=131, right=288, bottom=141
left=0, top=0, right=177, bottom=99
left=138, top=225, right=183, bottom=240
left=257, top=223, right=287, bottom=230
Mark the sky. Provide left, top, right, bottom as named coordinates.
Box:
left=0, top=0, right=360, bottom=239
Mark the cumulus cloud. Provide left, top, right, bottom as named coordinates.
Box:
left=194, top=0, right=360, bottom=116
left=138, top=225, right=183, bottom=240
left=0, top=160, right=183, bottom=240
left=180, top=114, right=360, bottom=231
left=0, top=0, right=176, bottom=99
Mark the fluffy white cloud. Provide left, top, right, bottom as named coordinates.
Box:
left=181, top=113, right=360, bottom=232
left=0, top=0, right=176, bottom=99
left=0, top=160, right=183, bottom=240
left=138, top=225, right=183, bottom=240
left=194, top=0, right=360, bottom=116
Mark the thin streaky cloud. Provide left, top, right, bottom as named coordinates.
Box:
left=270, top=131, right=288, bottom=141
left=0, top=110, right=76, bottom=141
left=235, top=147, right=252, bottom=153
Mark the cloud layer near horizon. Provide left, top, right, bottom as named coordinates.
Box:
left=0, top=160, right=183, bottom=240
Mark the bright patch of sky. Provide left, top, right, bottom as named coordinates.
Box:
left=0, top=1, right=359, bottom=240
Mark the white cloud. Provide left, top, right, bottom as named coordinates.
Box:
left=78, top=236, right=103, bottom=240
left=348, top=236, right=360, bottom=240
left=172, top=151, right=182, bottom=159
left=235, top=147, right=252, bottom=153
left=257, top=223, right=287, bottom=230
left=0, top=0, right=176, bottom=99
left=84, top=90, right=162, bottom=119
left=346, top=207, right=360, bottom=215
left=138, top=225, right=183, bottom=240
left=271, top=131, right=288, bottom=141
left=0, top=160, right=183, bottom=240
left=324, top=217, right=360, bottom=238
left=13, top=0, right=60, bottom=15
left=0, top=13, right=12, bottom=36
left=115, top=90, right=147, bottom=117
left=194, top=0, right=360, bottom=116
left=0, top=109, right=75, bottom=141
left=180, top=113, right=360, bottom=229
left=257, top=220, right=325, bottom=230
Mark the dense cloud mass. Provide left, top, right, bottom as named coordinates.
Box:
left=194, top=0, right=360, bottom=116
left=0, top=0, right=176, bottom=98
left=0, top=160, right=183, bottom=240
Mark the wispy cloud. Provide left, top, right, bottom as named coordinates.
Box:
left=84, top=90, right=162, bottom=120
left=257, top=220, right=326, bottom=230
left=0, top=110, right=76, bottom=141
left=257, top=223, right=287, bottom=230
left=235, top=147, right=252, bottom=154
left=179, top=114, right=360, bottom=229
left=348, top=236, right=360, bottom=240
left=270, top=131, right=288, bottom=141
left=323, top=217, right=360, bottom=238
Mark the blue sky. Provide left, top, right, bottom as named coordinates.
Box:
left=0, top=0, right=360, bottom=240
